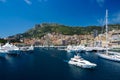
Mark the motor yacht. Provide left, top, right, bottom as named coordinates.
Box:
left=68, top=55, right=97, bottom=68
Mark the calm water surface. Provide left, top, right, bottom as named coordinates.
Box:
left=0, top=48, right=120, bottom=80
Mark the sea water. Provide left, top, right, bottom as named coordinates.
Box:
left=0, top=47, right=120, bottom=80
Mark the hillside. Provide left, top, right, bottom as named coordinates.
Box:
left=8, top=23, right=120, bottom=39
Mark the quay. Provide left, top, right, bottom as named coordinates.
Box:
left=34, top=45, right=67, bottom=48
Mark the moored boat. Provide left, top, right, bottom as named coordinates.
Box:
left=97, top=10, right=120, bottom=62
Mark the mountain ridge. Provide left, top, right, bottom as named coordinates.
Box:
left=8, top=23, right=120, bottom=39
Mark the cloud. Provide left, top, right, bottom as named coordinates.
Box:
left=90, top=0, right=105, bottom=7
left=24, top=0, right=32, bottom=5
left=38, top=0, right=48, bottom=3
left=97, top=18, right=105, bottom=25
left=96, top=0, right=105, bottom=7
left=111, top=12, right=120, bottom=24
left=0, top=0, right=6, bottom=3
left=97, top=11, right=120, bottom=25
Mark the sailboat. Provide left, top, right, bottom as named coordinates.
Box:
left=97, top=10, right=120, bottom=62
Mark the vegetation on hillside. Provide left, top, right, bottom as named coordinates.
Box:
left=8, top=23, right=120, bottom=39
left=0, top=38, right=7, bottom=43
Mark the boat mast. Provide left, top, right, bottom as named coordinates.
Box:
left=106, top=9, right=108, bottom=54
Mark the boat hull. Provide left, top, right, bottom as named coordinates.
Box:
left=98, top=53, right=120, bottom=62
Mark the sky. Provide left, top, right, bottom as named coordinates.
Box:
left=0, top=0, right=120, bottom=38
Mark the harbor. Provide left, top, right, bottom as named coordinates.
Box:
left=0, top=0, right=120, bottom=80
left=0, top=47, right=120, bottom=80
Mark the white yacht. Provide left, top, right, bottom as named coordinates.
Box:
left=98, top=52, right=120, bottom=62
left=27, top=45, right=34, bottom=51
left=68, top=55, right=97, bottom=68
left=66, top=45, right=75, bottom=53
left=97, top=10, right=120, bottom=62
left=84, top=46, right=106, bottom=52
left=2, top=42, right=20, bottom=55
left=84, top=47, right=93, bottom=52
left=66, top=45, right=85, bottom=53
left=20, top=45, right=34, bottom=52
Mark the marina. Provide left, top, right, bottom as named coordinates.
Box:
left=0, top=0, right=120, bottom=80
left=0, top=47, right=120, bottom=80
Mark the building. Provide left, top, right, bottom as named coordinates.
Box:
left=111, top=30, right=120, bottom=47
left=94, top=30, right=120, bottom=47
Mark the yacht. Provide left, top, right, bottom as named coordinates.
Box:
left=2, top=42, right=20, bottom=55
left=68, top=55, right=97, bottom=68
left=66, top=45, right=85, bottom=53
left=20, top=45, right=34, bottom=52
left=97, top=10, right=120, bottom=62
left=98, top=52, right=120, bottom=62
left=84, top=47, right=93, bottom=52
left=27, top=45, right=34, bottom=51
left=66, top=45, right=75, bottom=53
left=84, top=46, right=106, bottom=52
